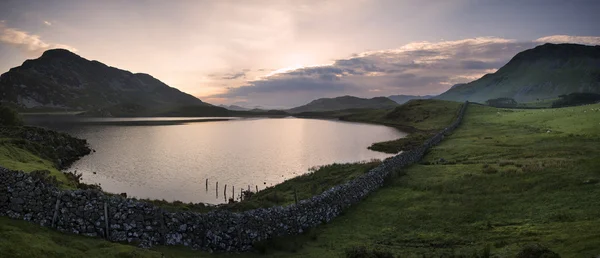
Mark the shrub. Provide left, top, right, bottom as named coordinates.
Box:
left=0, top=105, right=23, bottom=126
left=345, top=246, right=394, bottom=258
left=552, top=92, right=600, bottom=108
left=482, top=166, right=498, bottom=174
left=516, top=243, right=560, bottom=258
left=485, top=97, right=518, bottom=108
left=498, top=160, right=515, bottom=167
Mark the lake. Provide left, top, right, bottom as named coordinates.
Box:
left=27, top=117, right=406, bottom=204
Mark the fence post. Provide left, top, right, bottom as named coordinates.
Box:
left=159, top=209, right=166, bottom=245
left=51, top=194, right=61, bottom=228
left=294, top=188, right=298, bottom=204
left=104, top=201, right=110, bottom=240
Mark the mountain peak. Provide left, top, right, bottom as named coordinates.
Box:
left=0, top=49, right=204, bottom=111
left=509, top=43, right=600, bottom=63
left=289, top=95, right=398, bottom=113
left=40, top=49, right=81, bottom=60
left=436, top=43, right=600, bottom=103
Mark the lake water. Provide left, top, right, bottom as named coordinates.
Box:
left=28, top=117, right=406, bottom=204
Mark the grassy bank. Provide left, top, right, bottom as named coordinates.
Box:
left=224, top=160, right=382, bottom=212
left=0, top=126, right=91, bottom=188
left=295, top=99, right=463, bottom=154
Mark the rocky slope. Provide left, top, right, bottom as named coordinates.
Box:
left=0, top=49, right=205, bottom=111
left=436, top=43, right=600, bottom=103
left=288, top=96, right=398, bottom=113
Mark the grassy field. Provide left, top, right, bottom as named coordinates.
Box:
left=1, top=102, right=599, bottom=257
left=241, top=103, right=600, bottom=257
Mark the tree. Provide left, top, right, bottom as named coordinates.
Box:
left=552, top=92, right=600, bottom=108
left=485, top=98, right=518, bottom=108
left=0, top=104, right=23, bottom=126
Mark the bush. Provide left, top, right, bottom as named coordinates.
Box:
left=485, top=98, right=518, bottom=108
left=482, top=166, right=498, bottom=174
left=552, top=92, right=600, bottom=108
left=516, top=243, right=560, bottom=258
left=0, top=105, right=23, bottom=126
left=345, top=246, right=394, bottom=258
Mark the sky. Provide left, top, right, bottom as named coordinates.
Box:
left=0, top=0, right=599, bottom=108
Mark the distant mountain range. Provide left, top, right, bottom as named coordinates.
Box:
left=218, top=105, right=249, bottom=111
left=288, top=96, right=398, bottom=113
left=436, top=43, right=600, bottom=103
left=0, top=49, right=205, bottom=112
left=4, top=43, right=599, bottom=117
left=387, top=95, right=434, bottom=104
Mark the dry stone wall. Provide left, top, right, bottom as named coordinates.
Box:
left=0, top=102, right=468, bottom=252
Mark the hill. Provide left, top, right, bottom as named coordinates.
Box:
left=0, top=49, right=205, bottom=111
left=387, top=94, right=434, bottom=104
left=288, top=96, right=398, bottom=113
left=218, top=104, right=249, bottom=111
left=436, top=43, right=600, bottom=103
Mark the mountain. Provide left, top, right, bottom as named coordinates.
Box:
left=156, top=105, right=288, bottom=117
left=288, top=96, right=398, bottom=113
left=0, top=49, right=205, bottom=111
left=388, top=95, right=434, bottom=104
left=218, top=104, right=249, bottom=111
left=436, top=43, right=600, bottom=103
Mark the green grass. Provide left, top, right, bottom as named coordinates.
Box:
left=0, top=140, right=74, bottom=188
left=0, top=217, right=164, bottom=258
left=249, top=103, right=600, bottom=257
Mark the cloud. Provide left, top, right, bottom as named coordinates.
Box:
left=43, top=21, right=52, bottom=26
left=0, top=22, right=76, bottom=55
left=535, top=35, right=600, bottom=45
left=211, top=35, right=600, bottom=108
left=221, top=72, right=246, bottom=80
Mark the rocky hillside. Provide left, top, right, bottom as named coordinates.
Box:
left=436, top=43, right=600, bottom=103
left=0, top=49, right=205, bottom=111
left=288, top=96, right=398, bottom=113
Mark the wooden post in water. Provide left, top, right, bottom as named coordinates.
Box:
left=216, top=181, right=219, bottom=198
left=256, top=185, right=258, bottom=193
left=205, top=179, right=208, bottom=192
left=224, top=184, right=227, bottom=199
left=232, top=185, right=235, bottom=198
